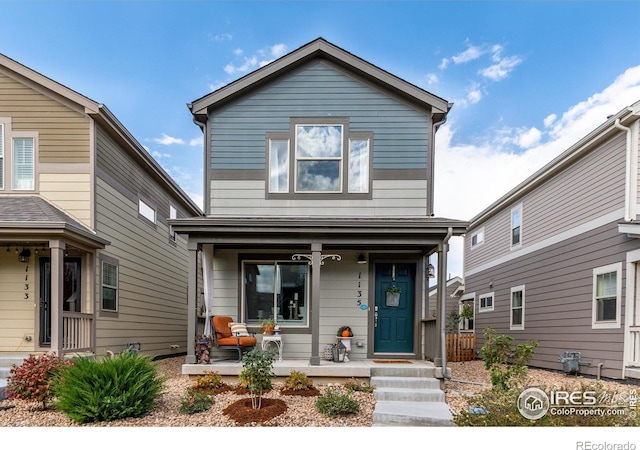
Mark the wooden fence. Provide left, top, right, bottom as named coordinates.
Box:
left=446, top=333, right=476, bottom=362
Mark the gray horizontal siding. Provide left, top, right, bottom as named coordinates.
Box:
left=209, top=60, right=429, bottom=171
left=466, top=133, right=626, bottom=271
left=467, top=221, right=636, bottom=379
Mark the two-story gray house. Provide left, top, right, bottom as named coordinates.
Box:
left=172, top=38, right=468, bottom=369
left=463, top=100, right=640, bottom=380
left=0, top=52, right=202, bottom=361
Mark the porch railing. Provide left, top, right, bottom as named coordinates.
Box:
left=62, top=312, right=93, bottom=353
left=627, top=326, right=640, bottom=367
left=422, top=318, right=438, bottom=360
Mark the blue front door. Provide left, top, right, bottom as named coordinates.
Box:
left=374, top=263, right=415, bottom=353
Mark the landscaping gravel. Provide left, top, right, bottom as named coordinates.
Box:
left=0, top=356, right=375, bottom=427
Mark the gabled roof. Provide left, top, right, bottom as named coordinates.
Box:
left=0, top=53, right=202, bottom=217
left=469, top=99, right=640, bottom=228
left=188, top=37, right=452, bottom=124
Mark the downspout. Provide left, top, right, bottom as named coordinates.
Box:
left=614, top=118, right=635, bottom=222
left=439, top=227, right=453, bottom=380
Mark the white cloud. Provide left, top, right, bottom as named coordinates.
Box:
left=154, top=133, right=185, bottom=145
left=438, top=58, right=449, bottom=70
left=516, top=127, right=542, bottom=149
left=479, top=46, right=522, bottom=81
left=224, top=43, right=287, bottom=74
left=224, top=56, right=258, bottom=75
left=435, top=64, right=640, bottom=277
left=467, top=83, right=482, bottom=104
left=426, top=73, right=439, bottom=85
left=151, top=150, right=171, bottom=160
left=211, top=33, right=232, bottom=42
left=189, top=136, right=203, bottom=147
left=451, top=44, right=483, bottom=64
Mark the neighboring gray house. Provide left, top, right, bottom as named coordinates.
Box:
left=427, top=276, right=469, bottom=332
left=0, top=53, right=202, bottom=360
left=171, top=38, right=468, bottom=372
left=463, top=100, right=640, bottom=380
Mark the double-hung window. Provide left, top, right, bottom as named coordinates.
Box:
left=510, top=285, right=525, bottom=330
left=243, top=261, right=309, bottom=328
left=101, top=259, right=119, bottom=312
left=511, top=204, right=522, bottom=248
left=13, top=137, right=34, bottom=190
left=138, top=198, right=156, bottom=224
left=471, top=227, right=484, bottom=248
left=592, top=263, right=621, bottom=329
left=267, top=119, right=371, bottom=196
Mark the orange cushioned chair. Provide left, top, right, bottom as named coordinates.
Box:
left=211, top=316, right=257, bottom=362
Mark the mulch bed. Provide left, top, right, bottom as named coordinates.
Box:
left=222, top=398, right=288, bottom=426
left=279, top=386, right=320, bottom=396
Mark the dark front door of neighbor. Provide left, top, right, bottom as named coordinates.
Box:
left=374, top=262, right=415, bottom=353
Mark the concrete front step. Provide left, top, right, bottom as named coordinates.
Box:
left=374, top=386, right=445, bottom=402
left=373, top=400, right=455, bottom=426
left=370, top=365, right=436, bottom=378
left=371, top=375, right=440, bottom=389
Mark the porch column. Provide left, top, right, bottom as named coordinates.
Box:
left=434, top=243, right=447, bottom=369
left=49, top=240, right=65, bottom=356
left=309, top=242, right=322, bottom=366
left=185, top=239, right=199, bottom=364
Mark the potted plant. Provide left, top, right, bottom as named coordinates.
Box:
left=385, top=285, right=401, bottom=306
left=261, top=318, right=276, bottom=335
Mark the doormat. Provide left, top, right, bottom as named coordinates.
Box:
left=372, top=360, right=413, bottom=364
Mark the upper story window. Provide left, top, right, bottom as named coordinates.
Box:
left=470, top=227, right=484, bottom=248
left=267, top=119, right=371, bottom=197
left=138, top=198, right=156, bottom=224
left=169, top=204, right=177, bottom=242
left=12, top=137, right=35, bottom=191
left=511, top=204, right=522, bottom=248
left=296, top=124, right=342, bottom=192
left=592, top=263, right=621, bottom=329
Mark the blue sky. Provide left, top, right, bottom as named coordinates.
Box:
left=2, top=0, right=640, bottom=280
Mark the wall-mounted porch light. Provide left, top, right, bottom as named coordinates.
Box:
left=426, top=263, right=435, bottom=278
left=357, top=254, right=367, bottom=264
left=18, top=248, right=31, bottom=263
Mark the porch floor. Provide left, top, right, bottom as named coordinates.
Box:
left=182, top=358, right=441, bottom=381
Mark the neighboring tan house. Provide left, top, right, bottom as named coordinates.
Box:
left=171, top=38, right=468, bottom=371
left=0, top=53, right=202, bottom=359
left=463, top=100, right=640, bottom=380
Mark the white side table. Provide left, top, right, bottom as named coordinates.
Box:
left=261, top=334, right=283, bottom=361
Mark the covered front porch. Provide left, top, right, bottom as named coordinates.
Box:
left=0, top=196, right=109, bottom=357
left=171, top=216, right=468, bottom=379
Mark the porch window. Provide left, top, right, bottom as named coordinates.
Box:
left=478, top=292, right=494, bottom=312
left=101, top=260, right=119, bottom=312
left=592, top=263, right=621, bottom=329
left=243, top=261, right=309, bottom=327
left=510, top=285, right=524, bottom=330
left=13, top=137, right=34, bottom=190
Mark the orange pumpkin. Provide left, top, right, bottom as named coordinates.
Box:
left=341, top=330, right=351, bottom=337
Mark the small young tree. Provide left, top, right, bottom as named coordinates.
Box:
left=239, top=348, right=275, bottom=409
left=480, top=327, right=538, bottom=391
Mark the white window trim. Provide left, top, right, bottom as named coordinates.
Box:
left=592, top=262, right=622, bottom=329
left=510, top=285, right=525, bottom=330
left=169, top=204, right=177, bottom=242
left=478, top=291, right=494, bottom=312
left=470, top=227, right=484, bottom=249
left=101, top=259, right=119, bottom=312
left=510, top=203, right=523, bottom=250
left=138, top=198, right=156, bottom=224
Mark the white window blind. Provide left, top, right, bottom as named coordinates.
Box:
left=13, top=137, right=34, bottom=190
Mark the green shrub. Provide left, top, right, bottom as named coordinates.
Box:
left=6, top=353, right=73, bottom=408
left=51, top=351, right=165, bottom=423
left=344, top=378, right=374, bottom=393
left=192, top=371, right=223, bottom=392
left=315, top=388, right=360, bottom=418
left=180, top=387, right=214, bottom=414
left=480, top=327, right=538, bottom=391
left=284, top=371, right=313, bottom=391
left=454, top=380, right=640, bottom=426
left=239, top=348, right=275, bottom=409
